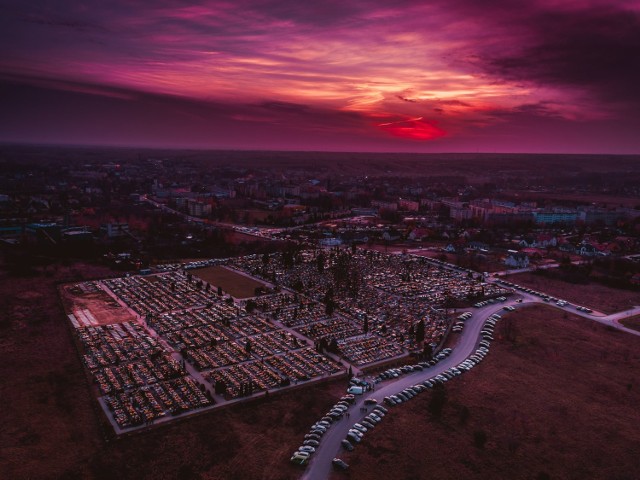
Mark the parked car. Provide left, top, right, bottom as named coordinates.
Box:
left=341, top=439, right=354, bottom=451
left=332, top=458, right=349, bottom=470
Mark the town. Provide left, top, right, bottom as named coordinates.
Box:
left=2, top=146, right=640, bottom=480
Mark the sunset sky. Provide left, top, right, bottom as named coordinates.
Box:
left=1, top=0, right=640, bottom=153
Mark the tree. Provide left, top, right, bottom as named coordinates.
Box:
left=215, top=379, right=226, bottom=395
left=428, top=384, right=447, bottom=418
left=245, top=299, right=257, bottom=313
left=502, top=317, right=518, bottom=342
left=316, top=252, right=326, bottom=273
left=325, top=299, right=335, bottom=316
left=459, top=405, right=470, bottom=425
left=473, top=430, right=488, bottom=449
left=423, top=343, right=433, bottom=360
left=415, top=319, right=425, bottom=343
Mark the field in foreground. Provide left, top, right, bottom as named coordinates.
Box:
left=331, top=305, right=640, bottom=480
left=506, top=271, right=639, bottom=314
left=192, top=265, right=268, bottom=298
left=0, top=261, right=344, bottom=480
left=620, top=315, right=640, bottom=332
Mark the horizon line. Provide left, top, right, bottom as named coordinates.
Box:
left=1, top=141, right=639, bottom=158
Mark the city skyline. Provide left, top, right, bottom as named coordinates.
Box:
left=2, top=0, right=640, bottom=153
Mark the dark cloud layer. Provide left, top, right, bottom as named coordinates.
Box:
left=484, top=5, right=640, bottom=108
left=1, top=0, right=639, bottom=152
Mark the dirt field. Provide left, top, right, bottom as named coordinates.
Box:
left=192, top=265, right=267, bottom=298
left=332, top=305, right=640, bottom=480
left=506, top=271, right=639, bottom=314
left=0, top=260, right=348, bottom=480
left=60, top=284, right=136, bottom=325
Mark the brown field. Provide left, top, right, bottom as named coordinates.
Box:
left=60, top=284, right=136, bottom=325
left=192, top=265, right=267, bottom=298
left=620, top=315, right=640, bottom=332
left=0, top=261, right=347, bottom=480
left=506, top=271, right=639, bottom=314
left=332, top=305, right=640, bottom=480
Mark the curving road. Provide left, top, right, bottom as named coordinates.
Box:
left=299, top=287, right=640, bottom=480
left=299, top=297, right=520, bottom=480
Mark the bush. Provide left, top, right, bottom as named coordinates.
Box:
left=473, top=430, right=487, bottom=449
left=428, top=384, right=447, bottom=418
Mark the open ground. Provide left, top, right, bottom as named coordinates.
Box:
left=192, top=265, right=268, bottom=298
left=331, top=304, right=640, bottom=480
left=506, top=271, right=639, bottom=314
left=60, top=284, right=137, bottom=326
left=620, top=314, right=640, bottom=333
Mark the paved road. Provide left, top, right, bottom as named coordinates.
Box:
left=489, top=277, right=640, bottom=336
left=299, top=290, right=640, bottom=480
left=299, top=298, right=520, bottom=480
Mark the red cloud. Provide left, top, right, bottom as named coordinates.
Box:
left=376, top=116, right=446, bottom=140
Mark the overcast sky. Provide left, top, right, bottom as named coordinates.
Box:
left=2, top=0, right=640, bottom=153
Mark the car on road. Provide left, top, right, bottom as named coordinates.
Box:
left=341, top=439, right=355, bottom=451
left=347, top=385, right=364, bottom=395
left=364, top=398, right=378, bottom=405
left=290, top=453, right=309, bottom=466
left=352, top=423, right=368, bottom=433
left=367, top=413, right=382, bottom=423
left=332, top=458, right=349, bottom=470
left=361, top=419, right=376, bottom=429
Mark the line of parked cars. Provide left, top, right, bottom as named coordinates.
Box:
left=474, top=296, right=507, bottom=308
left=290, top=394, right=357, bottom=466
left=374, top=347, right=453, bottom=383
left=343, top=403, right=389, bottom=454
left=291, top=311, right=502, bottom=469
left=496, top=280, right=593, bottom=313
left=383, top=315, right=501, bottom=408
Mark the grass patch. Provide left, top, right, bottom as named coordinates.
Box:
left=507, top=271, right=639, bottom=314
left=192, top=265, right=267, bottom=298
left=620, top=315, right=640, bottom=332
